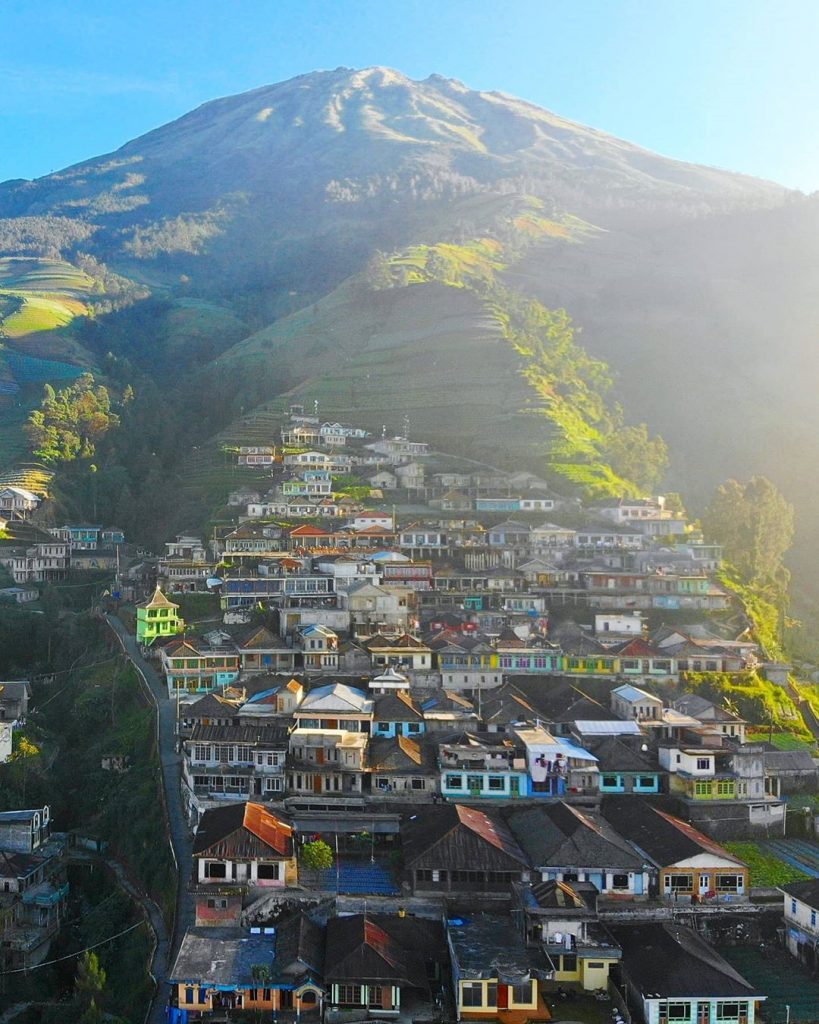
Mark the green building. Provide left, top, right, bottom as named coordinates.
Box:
left=136, top=585, right=184, bottom=646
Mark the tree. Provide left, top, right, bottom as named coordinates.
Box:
left=301, top=839, right=333, bottom=870
left=605, top=423, right=669, bottom=492
left=702, top=476, right=794, bottom=584
left=75, top=951, right=107, bottom=1012
left=364, top=251, right=394, bottom=291
left=25, top=373, right=120, bottom=463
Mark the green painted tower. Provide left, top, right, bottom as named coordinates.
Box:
left=136, top=585, right=184, bottom=646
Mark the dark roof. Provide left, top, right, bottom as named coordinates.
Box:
left=272, top=913, right=325, bottom=978
left=504, top=802, right=643, bottom=870
left=590, top=736, right=661, bottom=774
left=763, top=750, right=817, bottom=772
left=189, top=723, right=290, bottom=745
left=600, top=797, right=744, bottom=869
left=447, top=914, right=551, bottom=983
left=401, top=804, right=529, bottom=870
left=608, top=923, right=762, bottom=998
left=324, top=915, right=443, bottom=988
left=781, top=879, right=819, bottom=908
left=193, top=803, right=293, bottom=859
left=183, top=693, right=240, bottom=719
left=368, top=736, right=436, bottom=774
left=373, top=691, right=423, bottom=721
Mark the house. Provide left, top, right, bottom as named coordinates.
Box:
left=591, top=736, right=663, bottom=795
left=607, top=922, right=765, bottom=1024
left=400, top=803, right=531, bottom=897
left=486, top=520, right=531, bottom=549
left=763, top=749, right=819, bottom=796
left=367, top=470, right=398, bottom=490
left=287, top=728, right=368, bottom=798
left=192, top=802, right=297, bottom=888
left=591, top=497, right=665, bottom=523
left=183, top=723, right=290, bottom=818
left=170, top=913, right=324, bottom=1018
left=420, top=691, right=480, bottom=732
left=432, top=633, right=502, bottom=694
left=372, top=691, right=425, bottom=739
left=294, top=683, right=374, bottom=731
left=368, top=736, right=439, bottom=797
left=0, top=806, right=69, bottom=969
left=325, top=914, right=446, bottom=1017
left=601, top=797, right=750, bottom=902
left=394, top=460, right=426, bottom=490
left=779, top=879, right=819, bottom=969
left=0, top=680, right=30, bottom=724
left=438, top=732, right=530, bottom=800
left=135, top=586, right=184, bottom=646
left=512, top=879, right=622, bottom=990
left=672, top=693, right=748, bottom=743
left=447, top=913, right=550, bottom=1020
left=611, top=683, right=664, bottom=722
left=515, top=727, right=600, bottom=798
left=342, top=581, right=413, bottom=636
left=530, top=522, right=577, bottom=550
left=0, top=486, right=40, bottom=520
left=0, top=523, right=69, bottom=583
left=364, top=633, right=432, bottom=671
left=160, top=637, right=241, bottom=697
left=504, top=802, right=649, bottom=898
left=299, top=624, right=339, bottom=672
left=236, top=625, right=298, bottom=675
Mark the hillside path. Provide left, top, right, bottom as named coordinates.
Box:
left=104, top=614, right=194, bottom=1023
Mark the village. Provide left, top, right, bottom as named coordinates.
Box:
left=2, top=402, right=819, bottom=1023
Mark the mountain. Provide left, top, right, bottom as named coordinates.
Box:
left=0, top=67, right=786, bottom=296
left=3, top=67, right=819, bottom=594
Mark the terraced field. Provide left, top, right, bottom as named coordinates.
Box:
left=0, top=462, right=53, bottom=496
left=0, top=257, right=95, bottom=339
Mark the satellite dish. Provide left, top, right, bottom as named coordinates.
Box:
left=206, top=577, right=224, bottom=588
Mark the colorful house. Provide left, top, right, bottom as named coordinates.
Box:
left=136, top=586, right=184, bottom=646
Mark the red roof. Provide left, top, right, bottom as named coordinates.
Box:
left=243, top=803, right=293, bottom=856
left=289, top=525, right=331, bottom=537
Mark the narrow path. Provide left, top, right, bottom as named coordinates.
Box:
left=104, top=614, right=195, bottom=1023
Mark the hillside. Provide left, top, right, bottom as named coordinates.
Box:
left=1, top=66, right=817, bottom=585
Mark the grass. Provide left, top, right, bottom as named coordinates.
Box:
left=747, top=729, right=818, bottom=753
left=724, top=842, right=810, bottom=887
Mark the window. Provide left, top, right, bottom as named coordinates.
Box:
left=257, top=863, right=280, bottom=880
left=716, top=1003, right=742, bottom=1021
left=602, top=775, right=619, bottom=787
left=716, top=874, right=742, bottom=892
left=717, top=781, right=734, bottom=796
left=812, top=910, right=817, bottom=929
left=488, top=777, right=505, bottom=791
left=561, top=954, right=577, bottom=972
left=368, top=986, right=383, bottom=1007
left=697, top=1003, right=710, bottom=1024
left=184, top=988, right=194, bottom=1005
left=663, top=1003, right=692, bottom=1019
left=511, top=981, right=533, bottom=1004
left=204, top=861, right=227, bottom=879
left=411, top=778, right=426, bottom=790
left=637, top=776, right=655, bottom=788
left=696, top=758, right=711, bottom=770
left=695, top=781, right=711, bottom=797
left=792, top=898, right=798, bottom=915
left=206, top=898, right=228, bottom=909
left=485, top=983, right=497, bottom=1008
left=199, top=990, right=207, bottom=1004
left=665, top=873, right=693, bottom=892
left=461, top=983, right=484, bottom=1008
left=587, top=962, right=605, bottom=970
left=611, top=873, right=629, bottom=890
left=338, top=985, right=362, bottom=1005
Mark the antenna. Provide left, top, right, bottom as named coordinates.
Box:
left=403, top=414, right=410, bottom=439
left=381, top=424, right=387, bottom=439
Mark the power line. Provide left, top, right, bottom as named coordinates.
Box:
left=0, top=920, right=145, bottom=976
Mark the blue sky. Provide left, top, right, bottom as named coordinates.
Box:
left=3, top=0, right=819, bottom=189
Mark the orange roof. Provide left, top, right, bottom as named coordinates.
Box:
left=243, top=803, right=293, bottom=856
left=289, top=525, right=331, bottom=537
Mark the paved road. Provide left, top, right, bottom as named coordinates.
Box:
left=105, top=615, right=194, bottom=1023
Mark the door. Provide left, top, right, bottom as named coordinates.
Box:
left=313, top=775, right=323, bottom=794
left=497, top=985, right=508, bottom=1010
left=699, top=873, right=710, bottom=896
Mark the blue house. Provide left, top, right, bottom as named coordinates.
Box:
left=372, top=691, right=425, bottom=738
left=590, top=736, right=663, bottom=795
